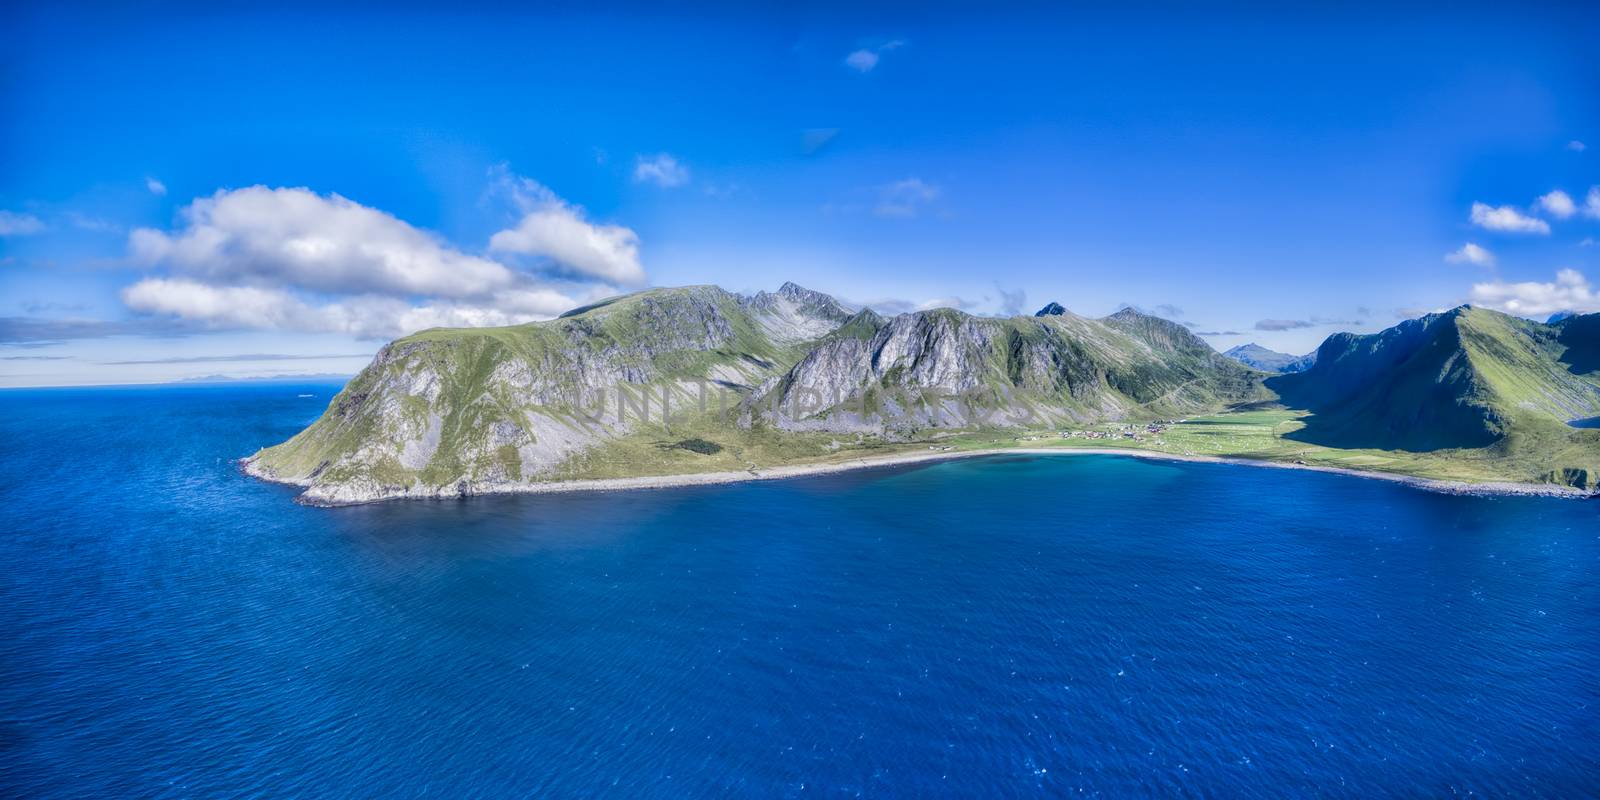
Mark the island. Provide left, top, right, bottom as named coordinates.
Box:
left=244, top=283, right=1600, bottom=504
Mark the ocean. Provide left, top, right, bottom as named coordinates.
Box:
left=1, top=383, right=1596, bottom=797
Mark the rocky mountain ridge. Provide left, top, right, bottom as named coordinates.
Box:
left=1224, top=343, right=1316, bottom=373
left=245, top=283, right=1265, bottom=503
left=244, top=286, right=1600, bottom=504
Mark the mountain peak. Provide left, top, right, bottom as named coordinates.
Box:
left=1035, top=302, right=1067, bottom=317
left=1224, top=343, right=1313, bottom=373
left=776, top=281, right=822, bottom=299
left=764, top=281, right=842, bottom=309
left=745, top=282, right=852, bottom=342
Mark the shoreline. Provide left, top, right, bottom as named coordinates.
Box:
left=251, top=446, right=1595, bottom=506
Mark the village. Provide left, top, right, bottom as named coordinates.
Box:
left=1015, top=420, right=1183, bottom=445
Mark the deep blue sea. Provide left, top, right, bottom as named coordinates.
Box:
left=1, top=383, right=1597, bottom=798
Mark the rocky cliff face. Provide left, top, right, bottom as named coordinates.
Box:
left=741, top=306, right=1264, bottom=434
left=247, top=283, right=1268, bottom=504
left=743, top=281, right=854, bottom=343
left=245, top=284, right=845, bottom=504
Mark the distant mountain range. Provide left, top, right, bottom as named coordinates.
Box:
left=1223, top=343, right=1316, bottom=373
left=245, top=283, right=1599, bottom=503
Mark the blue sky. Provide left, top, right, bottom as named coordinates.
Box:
left=2, top=2, right=1598, bottom=386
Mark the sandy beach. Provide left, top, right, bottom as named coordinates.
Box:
left=274, top=445, right=1595, bottom=506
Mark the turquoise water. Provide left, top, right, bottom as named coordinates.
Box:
left=1, top=383, right=1597, bottom=797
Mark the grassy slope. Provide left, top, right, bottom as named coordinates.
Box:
left=250, top=285, right=804, bottom=489
left=254, top=290, right=1599, bottom=494
left=1263, top=307, right=1600, bottom=487
left=558, top=308, right=1598, bottom=490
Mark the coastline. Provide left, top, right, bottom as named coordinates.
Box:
left=248, top=446, right=1595, bottom=507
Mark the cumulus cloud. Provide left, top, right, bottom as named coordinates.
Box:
left=0, top=211, right=46, bottom=236
left=119, top=176, right=639, bottom=339
left=1445, top=242, right=1494, bottom=266
left=632, top=154, right=690, bottom=188
left=1586, top=187, right=1600, bottom=220
left=1469, top=202, right=1550, bottom=234
left=121, top=278, right=576, bottom=340
left=146, top=177, right=167, bottom=196
left=874, top=178, right=940, bottom=218
left=1470, top=269, right=1597, bottom=317
left=1570, top=140, right=1588, bottom=152
left=843, top=39, right=905, bottom=73
left=1254, top=319, right=1314, bottom=331
left=130, top=186, right=515, bottom=298
left=1537, top=190, right=1576, bottom=219
left=488, top=172, right=645, bottom=285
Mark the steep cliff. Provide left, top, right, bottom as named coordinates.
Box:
left=246, top=283, right=1270, bottom=503
left=741, top=306, right=1264, bottom=434
left=244, top=284, right=845, bottom=503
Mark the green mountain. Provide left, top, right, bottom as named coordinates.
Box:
left=245, top=286, right=1599, bottom=504
left=1224, top=343, right=1315, bottom=373
left=245, top=283, right=1265, bottom=503
left=743, top=305, right=1265, bottom=433
left=1268, top=306, right=1600, bottom=486
left=246, top=283, right=834, bottom=503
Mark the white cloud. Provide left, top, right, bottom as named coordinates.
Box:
left=490, top=208, right=643, bottom=285
left=1570, top=140, right=1588, bottom=152
left=146, top=177, right=167, bottom=196
left=844, top=50, right=879, bottom=72
left=844, top=39, right=905, bottom=73
left=1586, top=186, right=1600, bottom=220
left=131, top=186, right=515, bottom=298
left=121, top=279, right=312, bottom=332
left=121, top=278, right=577, bottom=340
left=1537, top=190, right=1576, bottom=219
left=0, top=210, right=46, bottom=236
left=916, top=296, right=977, bottom=311
left=119, top=177, right=635, bottom=339
left=487, top=171, right=645, bottom=286
left=1469, top=202, right=1550, bottom=234
left=632, top=153, right=690, bottom=188
left=1470, top=268, right=1598, bottom=317
left=874, top=178, right=940, bottom=218
left=1445, top=242, right=1494, bottom=266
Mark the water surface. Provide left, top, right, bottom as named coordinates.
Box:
left=2, top=384, right=1596, bottom=797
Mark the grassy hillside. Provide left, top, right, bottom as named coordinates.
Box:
left=1268, top=306, right=1600, bottom=488
left=246, top=285, right=1599, bottom=503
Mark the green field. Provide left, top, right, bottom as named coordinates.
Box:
left=530, top=405, right=1592, bottom=490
